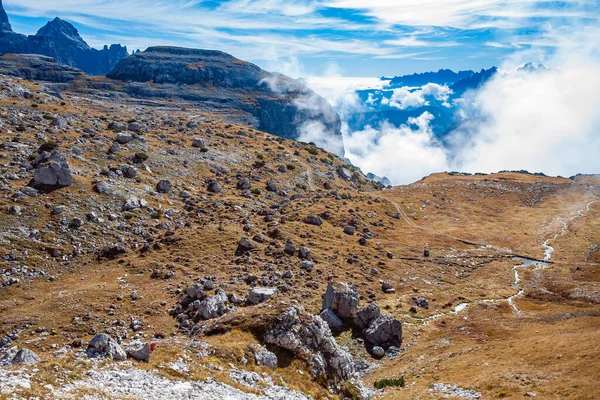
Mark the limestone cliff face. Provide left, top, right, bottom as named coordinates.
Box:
left=108, top=47, right=344, bottom=154
left=0, top=2, right=128, bottom=75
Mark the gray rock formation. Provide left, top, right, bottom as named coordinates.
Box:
left=363, top=315, right=402, bottom=348
left=86, top=333, right=127, bottom=361
left=252, top=345, right=277, bottom=370
left=319, top=309, right=344, bottom=332
left=31, top=150, right=73, bottom=188
left=126, top=343, right=152, bottom=362
left=354, top=302, right=381, bottom=330
left=106, top=47, right=344, bottom=155
left=265, top=306, right=355, bottom=382
left=197, top=291, right=229, bottom=320
left=322, top=282, right=359, bottom=319
left=11, top=348, right=40, bottom=365
left=0, top=2, right=128, bottom=75
left=246, top=287, right=278, bottom=305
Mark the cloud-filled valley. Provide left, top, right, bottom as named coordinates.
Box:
left=305, top=28, right=600, bottom=185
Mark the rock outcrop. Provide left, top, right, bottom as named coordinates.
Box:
left=31, top=150, right=73, bottom=189
left=265, top=306, right=355, bottom=382
left=107, top=47, right=344, bottom=155
left=0, top=1, right=127, bottom=75
left=86, top=333, right=127, bottom=361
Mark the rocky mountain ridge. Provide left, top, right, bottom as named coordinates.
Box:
left=0, top=0, right=128, bottom=75
left=0, top=50, right=344, bottom=155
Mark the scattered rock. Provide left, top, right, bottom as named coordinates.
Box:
left=123, top=196, right=147, bottom=211
left=116, top=132, right=135, bottom=144
left=32, top=151, right=73, bottom=188
left=192, top=138, right=205, bottom=148
left=86, top=333, right=127, bottom=361
left=156, top=180, right=172, bottom=193
left=364, top=315, right=402, bottom=348
left=304, top=215, right=323, bottom=227
left=371, top=346, right=385, bottom=358
left=247, top=287, right=278, bottom=305
left=121, top=164, right=138, bottom=178
left=11, top=349, right=40, bottom=365
left=343, top=226, right=356, bottom=235
left=381, top=281, right=396, bottom=294
left=126, top=343, right=152, bottom=362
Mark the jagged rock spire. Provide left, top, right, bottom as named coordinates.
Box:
left=0, top=0, right=13, bottom=32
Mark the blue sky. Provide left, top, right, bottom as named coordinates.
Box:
left=3, top=0, right=598, bottom=76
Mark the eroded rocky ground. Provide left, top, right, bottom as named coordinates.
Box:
left=0, top=74, right=599, bottom=400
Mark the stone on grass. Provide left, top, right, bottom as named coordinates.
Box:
left=246, top=287, right=277, bottom=305
left=127, top=343, right=152, bottom=362
left=11, top=349, right=40, bottom=365
left=364, top=315, right=402, bottom=348
left=322, top=282, right=359, bottom=319
left=86, top=333, right=127, bottom=361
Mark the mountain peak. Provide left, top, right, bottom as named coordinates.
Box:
left=0, top=0, right=12, bottom=31
left=519, top=62, right=548, bottom=72
left=36, top=17, right=89, bottom=49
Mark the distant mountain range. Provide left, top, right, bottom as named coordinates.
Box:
left=0, top=0, right=128, bottom=75
left=346, top=66, right=502, bottom=141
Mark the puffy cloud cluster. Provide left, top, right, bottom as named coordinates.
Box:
left=344, top=112, right=450, bottom=184
left=306, top=25, right=600, bottom=185
left=380, top=83, right=453, bottom=110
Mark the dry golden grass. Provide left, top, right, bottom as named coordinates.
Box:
left=1, top=77, right=599, bottom=399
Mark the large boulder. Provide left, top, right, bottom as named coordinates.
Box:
left=11, top=348, right=40, bottom=365
left=364, top=315, right=402, bottom=349
left=252, top=345, right=277, bottom=370
left=319, top=309, right=344, bottom=333
left=264, top=306, right=355, bottom=382
left=126, top=343, right=152, bottom=362
left=322, top=282, right=360, bottom=319
left=197, top=291, right=229, bottom=320
left=246, top=287, right=277, bottom=305
left=354, top=302, right=381, bottom=330
left=86, top=333, right=127, bottom=361
left=32, top=150, right=73, bottom=188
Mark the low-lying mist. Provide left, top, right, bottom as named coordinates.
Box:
left=303, top=29, right=600, bottom=185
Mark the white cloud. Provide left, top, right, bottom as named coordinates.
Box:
left=384, top=37, right=458, bottom=47
left=381, top=83, right=453, bottom=110
left=324, top=0, right=597, bottom=29
left=344, top=113, right=450, bottom=184
left=449, top=38, right=600, bottom=176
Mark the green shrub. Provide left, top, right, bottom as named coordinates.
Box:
left=200, top=147, right=209, bottom=153
left=373, top=376, right=405, bottom=390
left=150, top=212, right=162, bottom=219
left=134, top=152, right=149, bottom=162
left=286, top=164, right=296, bottom=171
left=43, top=114, right=55, bottom=120
left=16, top=126, right=26, bottom=132
left=39, top=141, right=58, bottom=152
left=256, top=153, right=264, bottom=160
left=251, top=188, right=261, bottom=195
left=305, top=146, right=318, bottom=155
left=254, top=160, right=266, bottom=168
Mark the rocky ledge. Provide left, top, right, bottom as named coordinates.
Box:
left=107, top=47, right=344, bottom=155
